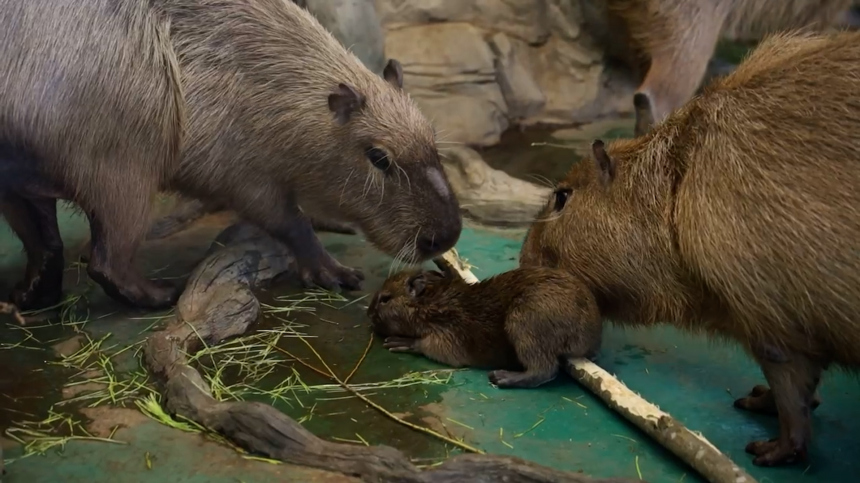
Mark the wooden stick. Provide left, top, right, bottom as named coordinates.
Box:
left=435, top=249, right=758, bottom=483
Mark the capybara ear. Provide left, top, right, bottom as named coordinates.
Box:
left=407, top=273, right=427, bottom=297
left=592, top=139, right=616, bottom=186
left=328, top=83, right=366, bottom=124
left=383, top=59, right=404, bottom=89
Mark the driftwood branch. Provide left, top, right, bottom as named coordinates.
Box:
left=435, top=254, right=757, bottom=483
left=142, top=222, right=639, bottom=483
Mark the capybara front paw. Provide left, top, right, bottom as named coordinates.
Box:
left=488, top=370, right=517, bottom=388
left=297, top=254, right=364, bottom=292
left=11, top=283, right=62, bottom=312
left=745, top=437, right=807, bottom=467
left=383, top=336, right=419, bottom=353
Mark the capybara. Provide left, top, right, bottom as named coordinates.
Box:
left=0, top=0, right=461, bottom=311
left=520, top=30, right=860, bottom=466
left=367, top=260, right=602, bottom=388
left=604, top=0, right=853, bottom=136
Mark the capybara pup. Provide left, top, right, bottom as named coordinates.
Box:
left=0, top=0, right=461, bottom=311
left=605, top=0, right=853, bottom=135
left=367, top=261, right=602, bottom=388
left=521, top=30, right=860, bottom=466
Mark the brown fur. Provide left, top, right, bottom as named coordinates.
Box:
left=0, top=0, right=461, bottom=310
left=520, top=30, right=860, bottom=467
left=606, top=0, right=853, bottom=136
left=367, top=263, right=602, bottom=389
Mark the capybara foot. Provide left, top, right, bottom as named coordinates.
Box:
left=88, top=266, right=180, bottom=310
left=633, top=92, right=656, bottom=137
left=734, top=384, right=821, bottom=415
left=297, top=251, right=364, bottom=292
left=745, top=437, right=807, bottom=467
left=488, top=370, right=556, bottom=389
left=383, top=336, right=421, bottom=354
left=11, top=249, right=65, bottom=311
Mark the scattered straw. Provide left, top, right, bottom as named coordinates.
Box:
left=4, top=407, right=125, bottom=463
left=344, top=333, right=373, bottom=384
left=292, top=332, right=484, bottom=454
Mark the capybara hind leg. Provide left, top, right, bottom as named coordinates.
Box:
left=735, top=384, right=822, bottom=415
left=488, top=368, right=557, bottom=389
left=743, top=354, right=822, bottom=467
left=84, top=200, right=180, bottom=310
left=1, top=197, right=64, bottom=310
left=493, top=307, right=562, bottom=389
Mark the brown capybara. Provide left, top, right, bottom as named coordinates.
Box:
left=520, top=30, right=860, bottom=467
left=603, top=0, right=853, bottom=136
left=367, top=261, right=602, bottom=388
left=0, top=0, right=461, bottom=311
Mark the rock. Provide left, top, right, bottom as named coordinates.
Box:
left=376, top=0, right=632, bottom=139
left=376, top=0, right=550, bottom=44
left=518, top=35, right=606, bottom=126
left=441, top=146, right=551, bottom=226
left=303, top=0, right=387, bottom=74
left=489, top=33, right=546, bottom=121
left=385, top=23, right=509, bottom=146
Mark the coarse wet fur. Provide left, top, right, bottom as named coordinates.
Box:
left=605, top=0, right=853, bottom=136
left=366, top=261, right=603, bottom=389
left=0, top=0, right=461, bottom=312
left=520, top=30, right=860, bottom=467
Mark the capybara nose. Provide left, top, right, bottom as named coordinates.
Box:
left=416, top=223, right=461, bottom=259
left=367, top=291, right=391, bottom=316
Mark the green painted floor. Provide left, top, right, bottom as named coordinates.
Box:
left=0, top=204, right=858, bottom=483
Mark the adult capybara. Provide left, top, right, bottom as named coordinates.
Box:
left=0, top=0, right=461, bottom=311
left=367, top=261, right=602, bottom=388
left=520, top=30, right=860, bottom=467
left=603, top=0, right=853, bottom=136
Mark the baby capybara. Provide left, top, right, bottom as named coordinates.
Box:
left=367, top=261, right=602, bottom=389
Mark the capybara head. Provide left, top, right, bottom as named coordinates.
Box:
left=304, top=59, right=462, bottom=262
left=366, top=267, right=453, bottom=338
left=520, top=138, right=684, bottom=321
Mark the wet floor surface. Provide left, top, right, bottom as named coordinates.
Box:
left=1, top=126, right=859, bottom=482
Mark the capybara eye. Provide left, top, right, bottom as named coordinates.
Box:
left=378, top=293, right=392, bottom=305
left=553, top=188, right=572, bottom=212
left=365, top=147, right=391, bottom=171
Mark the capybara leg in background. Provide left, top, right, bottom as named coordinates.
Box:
left=1, top=196, right=64, bottom=310
left=741, top=350, right=823, bottom=466
left=608, top=0, right=732, bottom=136
left=633, top=22, right=721, bottom=136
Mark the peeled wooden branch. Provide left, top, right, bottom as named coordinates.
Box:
left=142, top=223, right=640, bottom=483
left=435, top=252, right=757, bottom=483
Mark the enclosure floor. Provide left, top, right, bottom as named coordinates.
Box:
left=2, top=119, right=859, bottom=483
